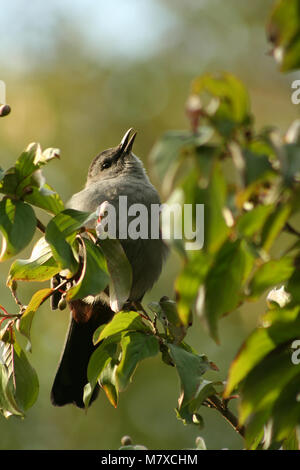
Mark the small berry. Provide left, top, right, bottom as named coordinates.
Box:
left=121, top=435, right=132, bottom=446
left=58, top=297, right=67, bottom=311
left=0, top=104, right=11, bottom=117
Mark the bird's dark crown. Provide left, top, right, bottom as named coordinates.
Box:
left=87, top=128, right=138, bottom=182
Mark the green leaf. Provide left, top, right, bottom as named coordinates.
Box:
left=45, top=209, right=97, bottom=273
left=203, top=239, right=255, bottom=342
left=24, top=183, right=64, bottom=215
left=249, top=257, right=295, bottom=298
left=267, top=0, right=300, bottom=72
left=168, top=344, right=211, bottom=407
left=66, top=238, right=109, bottom=301
left=116, top=332, right=159, bottom=391
left=149, top=128, right=213, bottom=183
left=239, top=349, right=300, bottom=431
left=272, top=373, right=300, bottom=442
left=242, top=149, right=274, bottom=186
left=8, top=237, right=60, bottom=283
left=281, top=37, right=300, bottom=72
left=99, top=358, right=119, bottom=408
left=194, top=145, right=219, bottom=187
left=84, top=342, right=117, bottom=408
left=158, top=297, right=187, bottom=343
left=0, top=199, right=36, bottom=261
left=0, top=144, right=60, bottom=198
left=98, top=238, right=132, bottom=312
left=189, top=380, right=219, bottom=413
left=10, top=341, right=39, bottom=412
left=179, top=169, right=205, bottom=251
left=175, top=251, right=211, bottom=325
left=203, top=161, right=229, bottom=254
left=280, top=143, right=300, bottom=186
left=15, top=143, right=60, bottom=177
left=0, top=348, right=23, bottom=418
left=261, top=203, right=291, bottom=252
left=0, top=167, right=19, bottom=196
left=225, top=306, right=300, bottom=397
left=282, top=429, right=300, bottom=450
left=1, top=144, right=40, bottom=197
left=94, top=311, right=150, bottom=344
left=236, top=205, right=275, bottom=238
left=14, top=143, right=41, bottom=181
left=287, top=267, right=300, bottom=304
left=244, top=410, right=268, bottom=450
left=0, top=340, right=39, bottom=417
left=192, top=72, right=251, bottom=136
left=168, top=343, right=213, bottom=425
left=18, top=288, right=53, bottom=347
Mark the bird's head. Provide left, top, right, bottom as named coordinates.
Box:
left=87, top=128, right=145, bottom=183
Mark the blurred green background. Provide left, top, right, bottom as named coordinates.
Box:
left=0, top=0, right=299, bottom=450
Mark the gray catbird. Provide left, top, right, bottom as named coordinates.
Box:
left=51, top=128, right=168, bottom=408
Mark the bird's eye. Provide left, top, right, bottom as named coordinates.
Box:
left=101, top=161, right=111, bottom=170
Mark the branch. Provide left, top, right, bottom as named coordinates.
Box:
left=206, top=395, right=245, bottom=438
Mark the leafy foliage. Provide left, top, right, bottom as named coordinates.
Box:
left=149, top=47, right=300, bottom=447
left=0, top=0, right=300, bottom=451
left=0, top=141, right=218, bottom=429
left=267, top=0, right=300, bottom=72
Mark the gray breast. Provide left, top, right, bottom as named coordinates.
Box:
left=67, top=176, right=168, bottom=301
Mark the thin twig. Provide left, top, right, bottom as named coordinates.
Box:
left=284, top=223, right=300, bottom=238
left=36, top=218, right=46, bottom=234
left=45, top=279, right=68, bottom=302
left=207, top=395, right=245, bottom=438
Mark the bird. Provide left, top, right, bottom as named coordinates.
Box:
left=50, top=128, right=168, bottom=408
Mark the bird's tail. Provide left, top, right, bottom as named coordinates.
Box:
left=51, top=300, right=114, bottom=408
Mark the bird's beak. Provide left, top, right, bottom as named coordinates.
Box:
left=119, top=128, right=137, bottom=155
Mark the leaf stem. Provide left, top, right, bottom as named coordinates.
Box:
left=0, top=313, right=20, bottom=319
left=9, top=285, right=23, bottom=309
